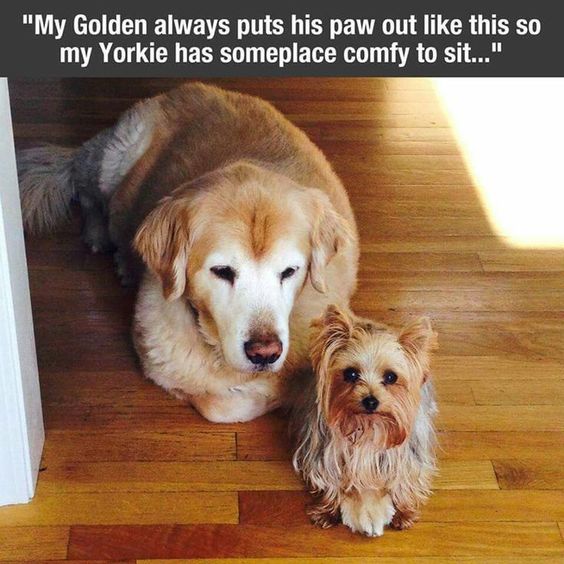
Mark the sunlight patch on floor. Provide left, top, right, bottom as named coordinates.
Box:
left=432, top=78, right=564, bottom=248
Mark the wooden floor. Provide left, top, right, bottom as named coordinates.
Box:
left=3, top=78, right=564, bottom=562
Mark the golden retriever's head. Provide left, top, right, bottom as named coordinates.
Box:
left=134, top=162, right=352, bottom=373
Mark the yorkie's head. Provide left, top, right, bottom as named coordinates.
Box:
left=310, top=305, right=437, bottom=449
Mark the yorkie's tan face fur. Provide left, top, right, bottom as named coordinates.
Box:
left=311, top=305, right=436, bottom=449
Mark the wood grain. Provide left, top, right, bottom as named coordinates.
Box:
left=0, top=527, right=69, bottom=561
left=437, top=405, right=564, bottom=432
left=238, top=490, right=564, bottom=525
left=237, top=430, right=564, bottom=463
left=35, top=459, right=496, bottom=493
left=0, top=492, right=237, bottom=526
left=480, top=250, right=564, bottom=272
left=135, top=556, right=554, bottom=564
left=66, top=522, right=563, bottom=559
left=42, top=429, right=237, bottom=462
left=438, top=431, right=564, bottom=460
left=493, top=458, right=564, bottom=490
left=470, top=379, right=564, bottom=405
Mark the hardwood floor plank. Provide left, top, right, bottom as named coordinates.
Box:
left=438, top=431, right=564, bottom=460
left=320, top=140, right=461, bottom=156
left=2, top=561, right=135, bottom=564
left=0, top=527, right=69, bottom=561
left=493, top=459, right=564, bottom=490
left=317, top=125, right=457, bottom=143
left=433, top=327, right=564, bottom=361
left=136, top=559, right=562, bottom=564
left=355, top=214, right=490, bottom=237
left=356, top=271, right=564, bottom=292
left=0, top=492, right=237, bottom=526
left=0, top=561, right=134, bottom=564
left=433, top=357, right=564, bottom=381
left=238, top=490, right=564, bottom=525
left=274, top=100, right=451, bottom=118
left=429, top=460, right=498, bottom=490
left=356, top=252, right=483, bottom=272
left=359, top=236, right=516, bottom=253
left=428, top=489, right=564, bottom=522
left=43, top=402, right=287, bottom=433
left=480, top=250, right=564, bottom=272
left=354, top=288, right=564, bottom=313
left=38, top=461, right=302, bottom=493
left=341, top=170, right=474, bottom=186
left=237, top=429, right=564, bottom=463
left=470, top=379, right=564, bottom=406
left=236, top=429, right=290, bottom=461
left=36, top=460, right=496, bottom=493
left=66, top=522, right=564, bottom=559
left=434, top=381, right=475, bottom=405
left=293, top=115, right=452, bottom=128
left=40, top=371, right=180, bottom=408
left=437, top=405, right=564, bottom=432
left=42, top=429, right=237, bottom=463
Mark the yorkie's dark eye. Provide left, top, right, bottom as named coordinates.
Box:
left=343, top=367, right=360, bottom=383
left=210, top=266, right=236, bottom=284
left=280, top=266, right=298, bottom=281
left=383, top=371, right=398, bottom=385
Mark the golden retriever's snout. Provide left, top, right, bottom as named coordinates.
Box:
left=244, top=332, right=282, bottom=366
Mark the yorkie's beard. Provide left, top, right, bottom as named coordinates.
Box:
left=332, top=411, right=408, bottom=449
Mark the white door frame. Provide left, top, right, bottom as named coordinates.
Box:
left=0, top=77, right=44, bottom=506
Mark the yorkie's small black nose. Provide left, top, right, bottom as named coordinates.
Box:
left=362, top=395, right=379, bottom=412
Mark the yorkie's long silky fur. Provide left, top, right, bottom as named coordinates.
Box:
left=290, top=305, right=438, bottom=536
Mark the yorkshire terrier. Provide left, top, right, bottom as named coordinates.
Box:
left=291, top=304, right=438, bottom=537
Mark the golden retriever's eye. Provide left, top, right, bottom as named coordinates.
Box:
left=210, top=266, right=236, bottom=284
left=343, top=367, right=360, bottom=383
left=280, top=266, right=299, bottom=281
left=383, top=370, right=398, bottom=385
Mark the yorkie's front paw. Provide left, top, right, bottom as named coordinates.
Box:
left=341, top=492, right=395, bottom=537
left=308, top=503, right=340, bottom=529
left=390, top=508, right=419, bottom=530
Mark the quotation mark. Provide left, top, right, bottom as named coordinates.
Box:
left=23, top=14, right=33, bottom=25
left=492, top=42, right=502, bottom=52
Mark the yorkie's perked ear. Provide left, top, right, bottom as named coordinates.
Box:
left=305, top=190, right=353, bottom=293
left=133, top=196, right=190, bottom=301
left=399, top=316, right=438, bottom=380
left=310, top=304, right=354, bottom=413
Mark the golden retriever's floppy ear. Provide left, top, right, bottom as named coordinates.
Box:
left=305, top=189, right=353, bottom=293
left=399, top=316, right=438, bottom=366
left=133, top=197, right=190, bottom=301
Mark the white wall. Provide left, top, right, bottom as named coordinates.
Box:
left=0, top=77, right=44, bottom=506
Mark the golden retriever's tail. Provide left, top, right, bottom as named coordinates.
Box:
left=17, top=145, right=76, bottom=234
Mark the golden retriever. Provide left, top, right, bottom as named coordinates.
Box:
left=18, top=82, right=359, bottom=422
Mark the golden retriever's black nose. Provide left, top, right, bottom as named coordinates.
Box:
left=362, top=395, right=379, bottom=412
left=244, top=335, right=282, bottom=365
